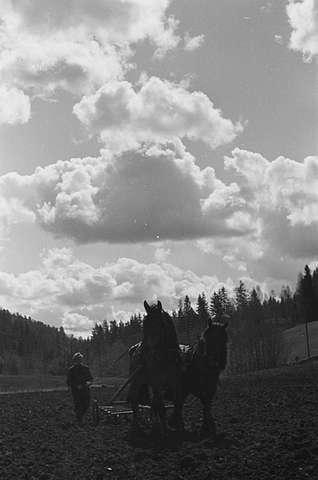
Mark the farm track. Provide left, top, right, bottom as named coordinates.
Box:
left=0, top=364, right=317, bottom=480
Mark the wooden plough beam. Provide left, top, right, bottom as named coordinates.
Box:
left=108, top=365, right=143, bottom=404
left=99, top=403, right=175, bottom=417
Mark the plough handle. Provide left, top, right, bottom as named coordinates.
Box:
left=109, top=365, right=143, bottom=404
left=110, top=347, right=130, bottom=367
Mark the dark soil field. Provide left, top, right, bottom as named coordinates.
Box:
left=1, top=364, right=317, bottom=480
left=0, top=375, right=124, bottom=394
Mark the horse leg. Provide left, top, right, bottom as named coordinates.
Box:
left=151, top=389, right=167, bottom=438
left=175, top=397, right=185, bottom=432
left=127, top=380, right=143, bottom=434
left=169, top=385, right=185, bottom=432
left=169, top=403, right=184, bottom=433
left=130, top=400, right=141, bottom=432
left=201, top=399, right=216, bottom=438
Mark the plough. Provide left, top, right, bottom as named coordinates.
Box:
left=90, top=366, right=176, bottom=426
left=91, top=365, right=141, bottom=425
left=92, top=398, right=176, bottom=426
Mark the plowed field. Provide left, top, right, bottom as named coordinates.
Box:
left=1, top=364, right=317, bottom=480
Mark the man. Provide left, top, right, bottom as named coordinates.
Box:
left=67, top=352, right=93, bottom=425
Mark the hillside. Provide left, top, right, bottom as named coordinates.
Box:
left=0, top=308, right=88, bottom=375
left=281, top=321, right=318, bottom=364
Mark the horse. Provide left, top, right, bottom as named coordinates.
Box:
left=170, top=318, right=228, bottom=437
left=127, top=300, right=184, bottom=436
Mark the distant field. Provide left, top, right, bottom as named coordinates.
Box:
left=0, top=374, right=124, bottom=394
left=281, top=320, right=318, bottom=364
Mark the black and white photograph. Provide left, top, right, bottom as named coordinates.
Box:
left=0, top=1, right=317, bottom=479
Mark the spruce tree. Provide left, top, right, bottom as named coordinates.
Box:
left=210, top=291, right=223, bottom=319
left=196, top=292, right=210, bottom=330
left=183, top=295, right=197, bottom=343
left=296, top=265, right=315, bottom=324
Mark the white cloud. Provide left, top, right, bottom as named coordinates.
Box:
left=287, top=0, right=318, bottom=61
left=184, top=33, right=205, bottom=51
left=2, top=144, right=318, bottom=283
left=197, top=233, right=263, bottom=273
left=1, top=0, right=179, bottom=49
left=0, top=144, right=248, bottom=243
left=0, top=247, right=228, bottom=336
left=73, top=76, right=243, bottom=152
left=0, top=86, right=31, bottom=125
left=154, top=247, right=171, bottom=262
left=0, top=0, right=180, bottom=99
left=274, top=34, right=284, bottom=45
left=193, top=148, right=318, bottom=288
left=2, top=136, right=318, bottom=290
left=152, top=15, right=180, bottom=58
left=0, top=196, right=35, bottom=252
left=225, top=148, right=318, bottom=261
left=62, top=312, right=95, bottom=337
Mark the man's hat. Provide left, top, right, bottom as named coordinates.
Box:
left=72, top=352, right=83, bottom=361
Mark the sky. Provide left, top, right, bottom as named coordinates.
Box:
left=0, top=0, right=317, bottom=337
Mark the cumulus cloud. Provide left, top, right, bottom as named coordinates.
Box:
left=1, top=144, right=318, bottom=280
left=197, top=234, right=263, bottom=275
left=62, top=312, right=95, bottom=337
left=0, top=196, right=35, bottom=251
left=0, top=0, right=180, bottom=98
left=0, top=144, right=249, bottom=243
left=73, top=76, right=243, bottom=152
left=0, top=85, right=31, bottom=125
left=154, top=247, right=171, bottom=262
left=194, top=147, right=318, bottom=289
left=287, top=0, right=318, bottom=61
left=224, top=148, right=318, bottom=260
left=274, top=34, right=284, bottom=45
left=0, top=247, right=227, bottom=336
left=184, top=33, right=205, bottom=51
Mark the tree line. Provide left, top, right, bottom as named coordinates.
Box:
left=1, top=264, right=318, bottom=376
left=0, top=310, right=87, bottom=375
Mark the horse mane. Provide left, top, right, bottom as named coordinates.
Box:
left=161, top=311, right=179, bottom=352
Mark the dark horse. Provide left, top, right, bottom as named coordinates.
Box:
left=171, top=318, right=228, bottom=437
left=127, top=300, right=184, bottom=436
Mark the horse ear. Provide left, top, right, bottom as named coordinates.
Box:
left=144, top=300, right=150, bottom=313
left=157, top=300, right=162, bottom=311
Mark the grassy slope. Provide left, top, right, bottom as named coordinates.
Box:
left=281, top=320, right=318, bottom=363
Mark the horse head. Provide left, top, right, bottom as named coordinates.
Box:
left=143, top=300, right=166, bottom=352
left=199, top=318, right=228, bottom=370
left=142, top=300, right=179, bottom=360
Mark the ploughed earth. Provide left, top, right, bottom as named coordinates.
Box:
left=0, top=363, right=317, bottom=480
